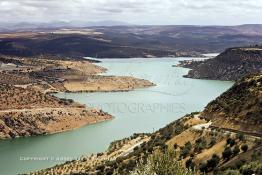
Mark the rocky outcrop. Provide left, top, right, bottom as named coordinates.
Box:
left=184, top=47, right=262, bottom=81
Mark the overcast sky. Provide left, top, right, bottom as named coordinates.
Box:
left=0, top=0, right=261, bottom=25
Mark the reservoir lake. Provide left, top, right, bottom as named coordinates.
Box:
left=0, top=58, right=233, bottom=175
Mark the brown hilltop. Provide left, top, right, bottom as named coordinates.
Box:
left=183, top=47, right=262, bottom=81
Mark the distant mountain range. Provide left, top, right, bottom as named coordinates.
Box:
left=0, top=20, right=132, bottom=32
left=0, top=24, right=262, bottom=58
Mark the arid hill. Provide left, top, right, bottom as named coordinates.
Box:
left=183, top=47, right=262, bottom=81
left=0, top=84, right=112, bottom=139
left=201, top=74, right=262, bottom=134
left=0, top=84, right=75, bottom=110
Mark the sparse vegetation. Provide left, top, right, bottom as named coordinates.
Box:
left=129, top=150, right=194, bottom=175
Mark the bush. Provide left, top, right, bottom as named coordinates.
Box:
left=236, top=133, right=245, bottom=141
left=199, top=162, right=208, bottom=173
left=194, top=137, right=207, bottom=153
left=173, top=143, right=178, bottom=150
left=233, top=146, right=240, bottom=156
left=129, top=150, right=194, bottom=175
left=234, top=159, right=246, bottom=169
left=180, top=142, right=192, bottom=158
left=227, top=137, right=232, bottom=144
left=207, top=154, right=220, bottom=170
left=209, top=137, right=217, bottom=147
left=227, top=138, right=236, bottom=147
left=241, top=144, right=248, bottom=152
left=185, top=158, right=195, bottom=170
left=222, top=147, right=233, bottom=160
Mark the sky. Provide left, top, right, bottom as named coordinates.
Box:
left=0, top=0, right=261, bottom=25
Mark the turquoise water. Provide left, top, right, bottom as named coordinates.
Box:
left=0, top=58, right=233, bottom=175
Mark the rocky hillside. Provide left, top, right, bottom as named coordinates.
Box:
left=0, top=84, right=112, bottom=139
left=202, top=74, right=262, bottom=134
left=184, top=47, right=262, bottom=81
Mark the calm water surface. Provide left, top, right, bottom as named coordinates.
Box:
left=0, top=58, right=233, bottom=175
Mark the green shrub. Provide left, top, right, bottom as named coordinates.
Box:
left=234, top=159, right=246, bottom=169
left=233, top=146, right=240, bottom=156
left=194, top=137, right=207, bottom=153
left=236, top=133, right=245, bottom=141
left=180, top=142, right=192, bottom=158
left=241, top=144, right=248, bottom=152
left=185, top=158, right=195, bottom=170
left=199, top=162, right=208, bottom=173
left=129, top=150, right=194, bottom=175
left=207, top=154, right=220, bottom=170
left=209, top=137, right=217, bottom=147
left=222, top=147, right=233, bottom=160
left=227, top=138, right=236, bottom=147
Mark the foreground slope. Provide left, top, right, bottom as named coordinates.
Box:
left=201, top=74, right=262, bottom=134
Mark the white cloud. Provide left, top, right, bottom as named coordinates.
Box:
left=0, top=0, right=261, bottom=25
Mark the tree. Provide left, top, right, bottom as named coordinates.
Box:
left=185, top=158, right=195, bottom=170
left=180, top=142, right=192, bottom=158
left=209, top=137, right=217, bottom=147
left=229, top=139, right=236, bottom=147
left=207, top=154, right=220, bottom=170
left=199, top=162, right=208, bottom=173
left=241, top=144, right=248, bottom=152
left=173, top=143, right=178, bottom=150
left=222, top=147, right=233, bottom=160
left=233, top=146, right=240, bottom=156
left=194, top=137, right=207, bottom=153
left=129, top=150, right=194, bottom=175
left=236, top=133, right=245, bottom=141
left=227, top=138, right=236, bottom=147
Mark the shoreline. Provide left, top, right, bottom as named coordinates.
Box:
left=50, top=83, right=156, bottom=94
left=0, top=106, right=114, bottom=140
left=0, top=115, right=113, bottom=141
